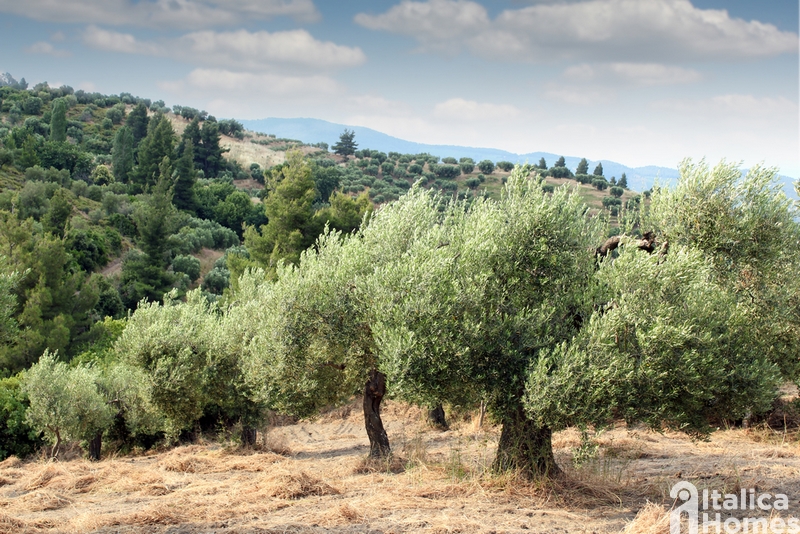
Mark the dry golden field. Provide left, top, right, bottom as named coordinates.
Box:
left=1, top=398, right=798, bottom=534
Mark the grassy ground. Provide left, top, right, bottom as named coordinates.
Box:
left=1, top=398, right=798, bottom=534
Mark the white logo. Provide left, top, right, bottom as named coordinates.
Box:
left=669, top=481, right=798, bottom=534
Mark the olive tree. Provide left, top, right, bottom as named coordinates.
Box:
left=23, top=351, right=113, bottom=458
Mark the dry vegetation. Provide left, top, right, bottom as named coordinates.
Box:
left=1, top=398, right=798, bottom=534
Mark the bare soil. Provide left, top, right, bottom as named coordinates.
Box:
left=1, top=399, right=798, bottom=534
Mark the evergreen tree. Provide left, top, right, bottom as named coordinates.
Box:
left=576, top=158, right=589, bottom=175
left=241, top=150, right=319, bottom=274
left=42, top=188, right=72, bottom=238
left=112, top=126, right=135, bottom=183
left=332, top=129, right=357, bottom=161
left=49, top=98, right=67, bottom=143
left=173, top=139, right=197, bottom=213
left=537, top=157, right=547, bottom=170
left=555, top=156, right=567, bottom=168
left=619, top=173, right=628, bottom=189
left=136, top=159, right=175, bottom=268
left=126, top=102, right=150, bottom=146
left=132, top=115, right=175, bottom=191
left=593, top=162, right=604, bottom=176
left=198, top=120, right=225, bottom=178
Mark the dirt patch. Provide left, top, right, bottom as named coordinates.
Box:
left=1, top=402, right=798, bottom=533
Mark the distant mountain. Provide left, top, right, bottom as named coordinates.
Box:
left=240, top=117, right=796, bottom=198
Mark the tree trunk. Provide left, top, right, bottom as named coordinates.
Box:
left=427, top=404, right=448, bottom=430
left=88, top=431, right=102, bottom=461
left=493, top=404, right=561, bottom=479
left=363, top=369, right=391, bottom=458
left=241, top=425, right=257, bottom=447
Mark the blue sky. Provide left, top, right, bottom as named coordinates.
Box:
left=1, top=0, right=797, bottom=176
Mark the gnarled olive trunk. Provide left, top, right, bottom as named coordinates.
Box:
left=241, top=425, right=257, bottom=447
left=88, top=431, right=102, bottom=461
left=427, top=404, right=448, bottom=430
left=493, top=404, right=561, bottom=479
left=363, top=369, right=391, bottom=458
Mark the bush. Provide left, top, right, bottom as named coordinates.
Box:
left=433, top=164, right=461, bottom=179
left=465, top=177, right=481, bottom=189
left=575, top=174, right=592, bottom=184
left=496, top=161, right=514, bottom=172
left=592, top=179, right=608, bottom=191
left=407, top=164, right=423, bottom=175
left=609, top=186, right=624, bottom=198
left=203, top=266, right=230, bottom=294
left=460, top=162, right=475, bottom=174
left=0, top=376, right=44, bottom=460
left=173, top=255, right=201, bottom=282
left=542, top=184, right=555, bottom=194
left=477, top=160, right=495, bottom=174
left=381, top=162, right=394, bottom=176
left=442, top=157, right=458, bottom=164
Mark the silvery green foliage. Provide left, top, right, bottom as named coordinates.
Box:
left=526, top=245, right=780, bottom=437
left=645, top=159, right=800, bottom=380
left=23, top=351, right=113, bottom=449
left=98, top=362, right=164, bottom=437
left=235, top=182, right=453, bottom=416
left=370, top=167, right=602, bottom=415
left=115, top=291, right=216, bottom=438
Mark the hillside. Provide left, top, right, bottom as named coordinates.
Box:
left=241, top=117, right=799, bottom=200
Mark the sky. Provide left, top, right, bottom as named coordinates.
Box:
left=0, top=0, right=798, bottom=176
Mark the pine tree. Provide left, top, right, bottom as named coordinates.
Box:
left=537, top=158, right=547, bottom=170
left=126, top=103, right=150, bottom=146
left=576, top=158, right=589, bottom=175
left=618, top=173, right=628, bottom=189
left=198, top=120, right=225, bottom=178
left=173, top=140, right=197, bottom=213
left=49, top=98, right=67, bottom=143
left=132, top=115, right=175, bottom=191
left=332, top=129, right=357, bottom=161
left=593, top=162, right=603, bottom=176
left=112, top=126, right=135, bottom=183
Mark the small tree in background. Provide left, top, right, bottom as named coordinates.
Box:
left=609, top=186, right=624, bottom=198
left=619, top=173, right=628, bottom=189
left=593, top=162, right=604, bottom=176
left=477, top=160, right=495, bottom=174
left=49, top=98, right=67, bottom=143
left=333, top=129, right=357, bottom=161
left=576, top=158, right=589, bottom=175
left=497, top=161, right=514, bottom=172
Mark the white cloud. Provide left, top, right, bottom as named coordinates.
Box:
left=83, top=26, right=162, bottom=55
left=25, top=41, right=71, bottom=58
left=355, top=0, right=798, bottom=62
left=433, top=98, right=519, bottom=121
left=160, top=68, right=340, bottom=97
left=0, top=0, right=319, bottom=29
left=82, top=27, right=364, bottom=72
left=542, top=83, right=613, bottom=105
left=355, top=0, right=489, bottom=53
left=176, top=30, right=366, bottom=70
left=564, top=63, right=702, bottom=86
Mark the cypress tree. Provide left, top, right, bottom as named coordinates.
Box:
left=49, top=98, right=67, bottom=143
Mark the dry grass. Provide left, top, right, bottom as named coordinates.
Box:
left=1, top=400, right=798, bottom=533
left=621, top=502, right=670, bottom=534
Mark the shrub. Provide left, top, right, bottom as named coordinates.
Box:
left=609, top=186, right=624, bottom=198
left=496, top=161, right=514, bottom=172
left=465, top=177, right=481, bottom=189
left=477, top=160, right=495, bottom=174
left=173, top=254, right=202, bottom=282
left=460, top=162, right=475, bottom=174
left=592, top=179, right=608, bottom=191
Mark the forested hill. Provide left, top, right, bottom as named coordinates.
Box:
left=241, top=117, right=680, bottom=192
left=242, top=117, right=799, bottom=200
